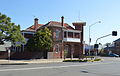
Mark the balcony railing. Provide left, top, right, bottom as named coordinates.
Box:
left=63, top=29, right=81, bottom=42
left=63, top=38, right=80, bottom=42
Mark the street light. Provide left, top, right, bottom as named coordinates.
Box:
left=88, top=21, right=101, bottom=56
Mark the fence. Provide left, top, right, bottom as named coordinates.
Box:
left=0, top=51, right=44, bottom=60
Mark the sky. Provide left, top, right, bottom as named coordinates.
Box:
left=0, top=0, right=120, bottom=45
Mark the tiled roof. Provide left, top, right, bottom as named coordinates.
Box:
left=43, top=21, right=74, bottom=29
left=114, top=38, right=120, bottom=42
left=26, top=24, right=43, bottom=30
left=63, top=23, right=74, bottom=29
left=24, top=21, right=74, bottom=32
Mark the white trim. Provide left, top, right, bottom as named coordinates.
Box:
left=63, top=29, right=81, bottom=33
left=66, top=31, right=68, bottom=38
left=21, top=32, right=35, bottom=34
left=63, top=38, right=81, bottom=42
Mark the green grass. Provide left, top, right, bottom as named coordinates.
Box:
left=94, top=58, right=101, bottom=61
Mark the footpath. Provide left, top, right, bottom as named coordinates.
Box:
left=0, top=57, right=120, bottom=65
left=0, top=59, right=64, bottom=65
left=99, top=57, right=120, bottom=61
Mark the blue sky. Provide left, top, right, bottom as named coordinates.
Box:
left=0, top=0, right=120, bottom=45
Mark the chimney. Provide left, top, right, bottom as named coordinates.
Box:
left=34, top=18, right=38, bottom=30
left=61, top=16, right=64, bottom=59
left=61, top=16, right=64, bottom=27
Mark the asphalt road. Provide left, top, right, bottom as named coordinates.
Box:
left=0, top=57, right=120, bottom=76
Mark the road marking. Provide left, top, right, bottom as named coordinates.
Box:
left=0, top=62, right=113, bottom=72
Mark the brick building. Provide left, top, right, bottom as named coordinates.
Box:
left=21, top=17, right=86, bottom=59
left=104, top=38, right=120, bottom=55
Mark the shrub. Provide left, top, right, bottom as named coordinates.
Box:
left=63, top=59, right=88, bottom=62
left=94, top=58, right=101, bottom=61
left=63, top=58, right=101, bottom=62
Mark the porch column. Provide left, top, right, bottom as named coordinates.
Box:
left=71, top=44, right=74, bottom=60
left=66, top=31, right=68, bottom=38
left=79, top=32, right=81, bottom=40
left=73, top=32, right=75, bottom=38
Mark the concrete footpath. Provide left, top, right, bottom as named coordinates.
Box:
left=0, top=59, right=64, bottom=64
left=0, top=57, right=120, bottom=65
left=0, top=58, right=91, bottom=64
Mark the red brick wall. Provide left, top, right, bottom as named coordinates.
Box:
left=49, top=27, right=64, bottom=58
left=0, top=51, right=44, bottom=60
left=64, top=42, right=83, bottom=58
left=53, top=52, right=61, bottom=59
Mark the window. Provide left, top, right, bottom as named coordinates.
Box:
left=68, top=32, right=73, bottom=38
left=64, top=32, right=67, bottom=38
left=53, top=32, right=56, bottom=39
left=116, top=42, right=120, bottom=47
left=53, top=29, right=60, bottom=39
left=75, top=33, right=80, bottom=38
left=56, top=30, right=60, bottom=39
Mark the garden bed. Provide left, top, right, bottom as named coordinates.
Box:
left=63, top=58, right=101, bottom=62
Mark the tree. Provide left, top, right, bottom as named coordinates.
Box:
left=0, top=13, right=25, bottom=45
left=26, top=27, right=52, bottom=52
left=105, top=43, right=111, bottom=47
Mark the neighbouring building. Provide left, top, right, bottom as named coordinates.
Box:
left=85, top=44, right=94, bottom=56
left=20, top=17, right=86, bottom=59
left=107, top=38, right=120, bottom=55
left=113, top=38, right=120, bottom=54
left=0, top=42, right=11, bottom=51
left=103, top=38, right=120, bottom=55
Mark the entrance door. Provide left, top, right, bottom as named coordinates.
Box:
left=64, top=45, right=71, bottom=58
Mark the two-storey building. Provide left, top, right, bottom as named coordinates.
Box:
left=21, top=17, right=86, bottom=59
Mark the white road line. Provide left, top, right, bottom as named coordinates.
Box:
left=0, top=62, right=112, bottom=72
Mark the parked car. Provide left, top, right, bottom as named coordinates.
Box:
left=109, top=53, right=119, bottom=57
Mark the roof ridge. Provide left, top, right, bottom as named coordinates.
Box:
left=26, top=24, right=44, bottom=30
left=49, top=21, right=69, bottom=24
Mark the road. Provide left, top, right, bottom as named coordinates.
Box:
left=0, top=57, right=120, bottom=76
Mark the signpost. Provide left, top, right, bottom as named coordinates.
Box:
left=5, top=47, right=11, bottom=63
